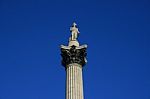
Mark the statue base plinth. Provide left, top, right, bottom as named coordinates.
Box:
left=68, top=40, right=79, bottom=47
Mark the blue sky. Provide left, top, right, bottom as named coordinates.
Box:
left=0, top=0, right=150, bottom=99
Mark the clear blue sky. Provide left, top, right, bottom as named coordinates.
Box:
left=0, top=0, right=150, bottom=99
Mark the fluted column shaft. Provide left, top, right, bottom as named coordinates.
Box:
left=66, top=63, right=84, bottom=99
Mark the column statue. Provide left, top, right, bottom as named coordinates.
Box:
left=70, top=22, right=80, bottom=41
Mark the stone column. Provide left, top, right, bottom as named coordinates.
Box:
left=66, top=63, right=83, bottom=99
left=61, top=45, right=87, bottom=99
left=60, top=22, right=87, bottom=99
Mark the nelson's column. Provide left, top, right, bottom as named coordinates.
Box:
left=60, top=23, right=87, bottom=99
